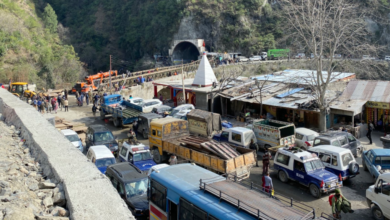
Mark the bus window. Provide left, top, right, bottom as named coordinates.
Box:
left=150, top=180, right=167, bottom=211
left=179, top=198, right=207, bottom=220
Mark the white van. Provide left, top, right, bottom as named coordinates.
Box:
left=385, top=56, right=390, bottom=61
left=169, top=104, right=195, bottom=117
left=86, top=145, right=116, bottom=174
left=366, top=173, right=390, bottom=220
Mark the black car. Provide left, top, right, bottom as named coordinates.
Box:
left=86, top=125, right=118, bottom=155
left=106, top=163, right=149, bottom=218
left=136, top=113, right=162, bottom=138
left=151, top=105, right=172, bottom=116
left=313, top=132, right=363, bottom=157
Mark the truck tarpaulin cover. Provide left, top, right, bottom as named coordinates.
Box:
left=187, top=109, right=222, bottom=137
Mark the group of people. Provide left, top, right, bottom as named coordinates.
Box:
left=31, top=93, right=68, bottom=114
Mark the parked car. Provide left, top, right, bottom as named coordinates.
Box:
left=128, top=97, right=143, bottom=105
left=60, top=129, right=83, bottom=152
left=118, top=142, right=156, bottom=172
left=249, top=55, right=262, bottom=61
left=385, top=55, right=390, bottom=61
left=169, top=104, right=195, bottom=117
left=237, top=56, right=249, bottom=62
left=295, top=128, right=319, bottom=150
left=141, top=99, right=162, bottom=112
left=362, top=149, right=390, bottom=181
left=151, top=105, right=172, bottom=116
left=313, top=132, right=363, bottom=157
left=333, top=54, right=342, bottom=59
left=366, top=173, right=390, bottom=220
left=105, top=163, right=149, bottom=218
left=86, top=145, right=116, bottom=174
left=260, top=52, right=268, bottom=60
left=213, top=127, right=257, bottom=148
left=294, top=53, right=306, bottom=59
left=86, top=124, right=119, bottom=156
left=308, top=146, right=359, bottom=181
left=172, top=109, right=191, bottom=120
left=136, top=113, right=162, bottom=138
left=274, top=147, right=342, bottom=198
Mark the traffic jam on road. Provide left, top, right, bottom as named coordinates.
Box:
left=53, top=91, right=390, bottom=220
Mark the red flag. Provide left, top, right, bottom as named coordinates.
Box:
left=203, top=41, right=205, bottom=47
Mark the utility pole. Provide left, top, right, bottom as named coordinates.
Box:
left=109, top=55, right=112, bottom=94
left=181, top=59, right=185, bottom=104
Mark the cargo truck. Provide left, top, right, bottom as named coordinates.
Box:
left=247, top=119, right=296, bottom=153
left=149, top=118, right=256, bottom=179
left=100, top=94, right=143, bottom=127
left=186, top=109, right=222, bottom=138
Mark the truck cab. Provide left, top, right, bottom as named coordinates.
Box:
left=118, top=142, right=156, bottom=172
left=274, top=147, right=342, bottom=198
left=366, top=173, right=390, bottom=220
left=213, top=127, right=256, bottom=148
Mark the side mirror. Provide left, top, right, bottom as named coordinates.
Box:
left=374, top=187, right=381, bottom=194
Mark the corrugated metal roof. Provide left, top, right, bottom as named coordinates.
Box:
left=339, top=80, right=390, bottom=102
left=251, top=69, right=355, bottom=85
left=276, top=88, right=304, bottom=98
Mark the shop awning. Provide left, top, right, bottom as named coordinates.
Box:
left=330, top=100, right=366, bottom=116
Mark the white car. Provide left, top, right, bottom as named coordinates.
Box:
left=61, top=129, right=83, bottom=152
left=384, top=56, right=390, bottom=61
left=249, top=56, right=262, bottom=61
left=366, top=173, right=390, bottom=220
left=172, top=109, right=191, bottom=120
left=141, top=99, right=162, bottom=112
left=294, top=53, right=306, bottom=59
left=169, top=104, right=195, bottom=117
left=333, top=54, right=342, bottom=59
left=362, top=55, right=376, bottom=60
left=295, top=128, right=319, bottom=150
left=237, top=56, right=249, bottom=62
left=129, top=97, right=143, bottom=105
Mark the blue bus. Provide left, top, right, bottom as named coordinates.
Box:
left=148, top=164, right=315, bottom=220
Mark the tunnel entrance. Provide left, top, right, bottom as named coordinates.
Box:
left=172, top=41, right=200, bottom=64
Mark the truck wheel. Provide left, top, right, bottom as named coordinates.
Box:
left=309, top=184, right=321, bottom=198
left=371, top=205, right=384, bottom=220
left=100, top=110, right=105, bottom=120
left=278, top=170, right=288, bottom=183
left=363, top=160, right=368, bottom=171
left=152, top=148, right=162, bottom=164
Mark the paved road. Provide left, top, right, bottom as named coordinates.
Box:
left=45, top=97, right=383, bottom=219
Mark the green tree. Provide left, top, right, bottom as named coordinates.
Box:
left=43, top=4, right=57, bottom=33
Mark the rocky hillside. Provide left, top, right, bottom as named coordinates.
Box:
left=0, top=0, right=84, bottom=89
left=45, top=0, right=390, bottom=73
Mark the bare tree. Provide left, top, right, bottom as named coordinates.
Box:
left=281, top=0, right=381, bottom=131
left=251, top=76, right=270, bottom=117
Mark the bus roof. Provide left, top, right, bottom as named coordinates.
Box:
left=150, top=164, right=258, bottom=220
left=150, top=117, right=186, bottom=127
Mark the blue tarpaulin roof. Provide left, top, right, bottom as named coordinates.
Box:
left=276, top=88, right=304, bottom=98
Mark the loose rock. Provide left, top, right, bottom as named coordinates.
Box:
left=38, top=182, right=56, bottom=189
left=42, top=197, right=53, bottom=208
left=52, top=191, right=66, bottom=206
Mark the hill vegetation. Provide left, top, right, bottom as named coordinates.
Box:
left=0, top=0, right=84, bottom=89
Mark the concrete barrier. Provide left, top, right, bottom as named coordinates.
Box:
left=0, top=89, right=134, bottom=220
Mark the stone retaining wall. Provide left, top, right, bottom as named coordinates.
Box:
left=0, top=89, right=134, bottom=220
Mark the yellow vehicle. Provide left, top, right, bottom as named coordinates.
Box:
left=149, top=118, right=256, bottom=179
left=9, top=82, right=36, bottom=99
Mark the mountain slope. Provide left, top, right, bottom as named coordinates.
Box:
left=0, top=0, right=84, bottom=89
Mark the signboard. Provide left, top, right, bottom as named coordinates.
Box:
left=366, top=101, right=390, bottom=110
left=188, top=119, right=207, bottom=136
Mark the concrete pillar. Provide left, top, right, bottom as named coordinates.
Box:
left=170, top=87, right=174, bottom=100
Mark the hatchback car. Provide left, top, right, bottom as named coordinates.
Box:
left=295, top=128, right=319, bottom=150
left=87, top=145, right=116, bottom=174
left=61, top=129, right=83, bottom=152
left=141, top=99, right=162, bottom=112
left=106, top=163, right=149, bottom=218
left=86, top=125, right=119, bottom=155
left=313, top=132, right=363, bottom=157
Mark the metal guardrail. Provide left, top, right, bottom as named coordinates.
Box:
left=199, top=174, right=316, bottom=220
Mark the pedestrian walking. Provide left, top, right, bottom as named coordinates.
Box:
left=64, top=99, right=69, bottom=112
left=92, top=104, right=97, bottom=117
left=37, top=100, right=42, bottom=112
left=51, top=97, right=57, bottom=110
left=88, top=90, right=93, bottom=104
left=54, top=101, right=58, bottom=114
left=47, top=100, right=52, bottom=113
left=262, top=149, right=272, bottom=175
left=367, top=120, right=374, bottom=144
left=94, top=94, right=99, bottom=106
left=85, top=93, right=90, bottom=105
left=80, top=93, right=84, bottom=106
left=127, top=129, right=137, bottom=144
left=57, top=94, right=62, bottom=110
left=262, top=172, right=273, bottom=193
left=32, top=99, right=37, bottom=110
left=329, top=189, right=354, bottom=219
left=169, top=154, right=177, bottom=165
left=60, top=96, right=65, bottom=111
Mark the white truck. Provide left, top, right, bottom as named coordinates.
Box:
left=247, top=119, right=296, bottom=153
left=366, top=173, right=390, bottom=220
left=212, top=127, right=257, bottom=148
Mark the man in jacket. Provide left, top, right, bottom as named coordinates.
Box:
left=330, top=189, right=354, bottom=219
left=262, top=149, right=272, bottom=175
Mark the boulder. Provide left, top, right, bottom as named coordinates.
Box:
left=42, top=197, right=53, bottom=208
left=52, top=191, right=66, bottom=206
left=50, top=206, right=69, bottom=217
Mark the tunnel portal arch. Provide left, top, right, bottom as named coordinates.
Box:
left=169, top=39, right=205, bottom=63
